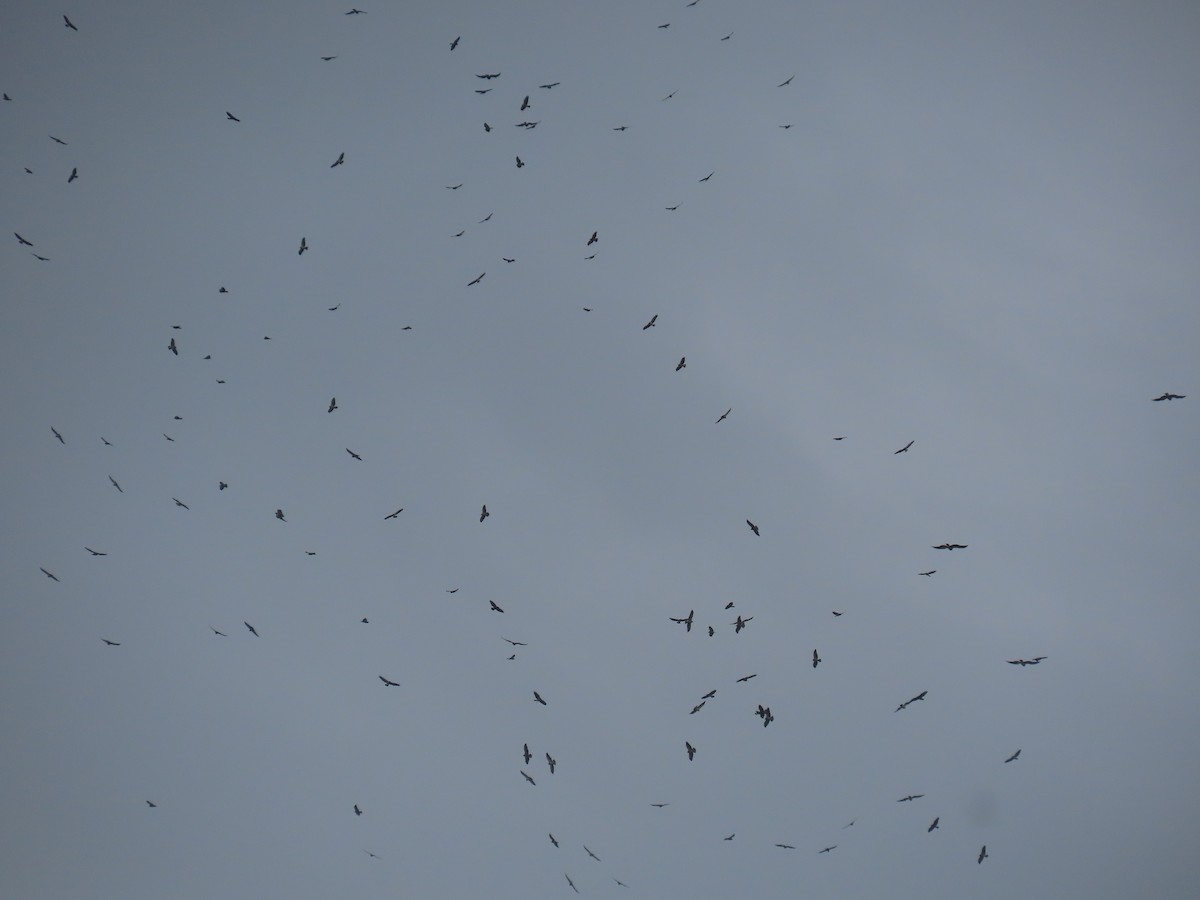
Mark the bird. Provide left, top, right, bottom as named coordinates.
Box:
left=168, top=337, right=178, bottom=355
left=651, top=802, right=670, bottom=808
left=218, top=482, right=227, bottom=490
left=468, top=273, right=485, bottom=286
left=503, top=638, right=526, bottom=646
left=378, top=676, right=400, bottom=687
left=707, top=626, right=715, bottom=637
left=41, top=568, right=61, bottom=582
left=762, top=708, right=774, bottom=726
left=812, top=649, right=821, bottom=668
left=320, top=56, right=337, bottom=61
left=1152, top=392, right=1186, bottom=401
left=675, top=357, right=686, bottom=371
left=67, top=167, right=78, bottom=183
left=219, top=287, right=228, bottom=293
left=658, top=23, right=670, bottom=29
left=643, top=314, right=658, bottom=329
left=299, top=236, right=308, bottom=255
left=482, top=122, right=493, bottom=132
left=724, top=834, right=735, bottom=840
left=819, top=845, right=837, bottom=853
left=275, top=509, right=286, bottom=522
left=345, top=448, right=362, bottom=461
left=49, top=135, right=68, bottom=145
left=102, top=639, right=120, bottom=646
left=919, top=570, right=936, bottom=576
left=613, top=125, right=629, bottom=131
left=928, top=817, right=940, bottom=832
left=345, top=8, right=366, bottom=14
left=1005, top=749, right=1022, bottom=763
left=331, top=152, right=345, bottom=167
left=932, top=543, right=967, bottom=550
left=162, top=433, right=175, bottom=442
left=63, top=15, right=78, bottom=30
left=521, top=770, right=536, bottom=785
left=363, top=850, right=381, bottom=859
left=446, top=588, right=459, bottom=594
left=210, top=626, right=227, bottom=637
left=361, top=618, right=368, bottom=623
left=476, top=73, right=501, bottom=79
left=1007, top=657, right=1047, bottom=666
left=978, top=845, right=988, bottom=864
left=533, top=691, right=547, bottom=705
left=736, top=673, right=758, bottom=682
left=778, top=74, right=796, bottom=86
left=539, top=82, right=560, bottom=89
left=489, top=600, right=504, bottom=613
left=565, top=874, right=578, bottom=893
left=384, top=508, right=403, bottom=519
left=702, top=689, right=717, bottom=699
left=669, top=610, right=694, bottom=632
left=831, top=611, right=843, bottom=616
left=31, top=253, right=50, bottom=261
left=686, top=741, right=696, bottom=760
left=515, top=156, right=524, bottom=168
left=775, top=843, right=796, bottom=850
left=51, top=426, right=65, bottom=444
left=172, top=498, right=189, bottom=509
left=699, top=172, right=714, bottom=182
left=85, top=547, right=107, bottom=556
left=354, top=804, right=363, bottom=816
left=614, top=878, right=629, bottom=888
left=226, top=111, right=240, bottom=122
left=716, top=408, right=731, bottom=423
left=587, top=231, right=598, bottom=246
left=304, top=551, right=316, bottom=556
left=244, top=622, right=259, bottom=636
left=479, top=213, right=493, bottom=223
left=746, top=519, right=759, bottom=536
left=523, top=743, right=532, bottom=764
left=584, top=846, right=600, bottom=861
left=450, top=36, right=460, bottom=50
left=480, top=504, right=489, bottom=522
left=780, top=124, right=794, bottom=129
left=897, top=794, right=924, bottom=802
left=732, top=615, right=753, bottom=633
left=446, top=184, right=463, bottom=190
left=549, top=833, right=559, bottom=847
left=690, top=702, right=706, bottom=715
left=520, top=95, right=530, bottom=110
left=894, top=440, right=914, bottom=454
left=663, top=90, right=677, bottom=100
left=453, top=230, right=465, bottom=238
left=146, top=800, right=156, bottom=808
left=15, top=233, right=34, bottom=246
left=475, top=89, right=492, bottom=94
left=327, top=397, right=337, bottom=412
left=666, top=205, right=679, bottom=211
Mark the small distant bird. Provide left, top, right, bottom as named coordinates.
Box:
left=746, top=519, right=759, bottom=536
left=226, top=112, right=240, bottom=122
left=707, top=626, right=715, bottom=636
left=483, top=122, right=492, bottom=131
left=613, top=125, right=629, bottom=131
left=699, top=172, right=714, bottom=182
left=735, top=673, right=757, bottom=682
left=775, top=843, right=795, bottom=850
left=480, top=504, right=489, bottom=522
left=468, top=273, right=485, bottom=286
left=304, top=551, right=316, bottom=556
left=168, top=337, right=178, bottom=355
left=669, top=609, right=694, bottom=632
left=219, top=482, right=227, bottom=490
left=102, top=639, right=120, bottom=646
left=1152, top=392, right=1186, bottom=401
left=146, top=800, right=156, bottom=808
left=1005, top=749, right=1021, bottom=763
left=172, top=498, right=189, bottom=509
left=162, top=433, right=175, bottom=442
left=328, top=397, right=337, bottom=412
left=502, top=257, right=515, bottom=262
left=479, top=213, right=492, bottom=223
left=715, top=408, right=731, bottom=423
left=384, top=508, right=403, bottom=519
left=690, top=702, right=705, bottom=715
left=521, top=770, right=536, bottom=785
left=584, top=846, right=600, bottom=861
left=721, top=29, right=733, bottom=38
left=546, top=754, right=556, bottom=773
left=354, top=804, right=363, bottom=816
left=321, top=56, right=337, bottom=61
left=587, top=231, right=598, bottom=246
left=219, top=287, right=228, bottom=293
left=533, top=691, right=547, bottom=705
left=932, top=543, right=967, bottom=550
left=894, top=440, right=914, bottom=454
left=778, top=74, right=796, bottom=87
left=31, top=253, right=50, bottom=261
left=539, top=82, right=560, bottom=89
left=658, top=23, right=670, bottom=29
left=724, top=833, right=735, bottom=840
left=40, top=568, right=59, bottom=581
left=476, top=72, right=501, bottom=79
left=275, top=509, right=286, bottom=521
left=50, top=135, right=68, bottom=144
left=732, top=615, right=753, bottom=634
left=331, top=152, right=345, bottom=167
left=565, top=874, right=578, bottom=894
left=503, top=638, right=526, bottom=646
left=812, top=649, right=821, bottom=668
left=819, top=845, right=837, bottom=854
left=675, top=357, right=686, bottom=371
left=686, top=741, right=696, bottom=760
left=244, top=621, right=259, bottom=636
left=651, top=802, right=669, bottom=808
left=67, top=167, right=78, bottom=182
left=831, top=611, right=843, bottom=616
left=450, top=36, right=460, bottom=50
left=520, top=95, right=530, bottom=110
left=475, top=89, right=492, bottom=94
left=64, top=15, right=78, bottom=30
left=51, top=426, right=65, bottom=444
left=928, top=817, right=939, bottom=832
left=897, top=794, right=924, bottom=802
left=85, top=547, right=107, bottom=556
left=549, top=833, right=559, bottom=847
left=446, top=184, right=463, bottom=190
left=361, top=618, right=368, bottom=623
left=379, top=676, right=400, bottom=687
left=210, top=626, right=227, bottom=636
left=363, top=850, right=380, bottom=859
left=666, top=205, right=679, bottom=211
left=454, top=230, right=465, bottom=238
left=346, top=8, right=366, bottom=14
left=1007, top=657, right=1047, bottom=666
left=489, top=600, right=504, bottom=613
left=523, top=743, right=532, bottom=764
left=643, top=314, right=658, bottom=329
left=15, top=233, right=34, bottom=246
left=978, top=845, right=988, bottom=864
left=663, top=90, right=677, bottom=100
left=919, top=570, right=936, bottom=576
left=346, top=448, right=362, bottom=461
left=515, top=156, right=524, bottom=168
left=780, top=124, right=794, bottom=129
left=299, top=236, right=308, bottom=255
left=701, top=689, right=717, bottom=699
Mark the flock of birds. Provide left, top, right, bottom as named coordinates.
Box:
left=9, top=6, right=1191, bottom=897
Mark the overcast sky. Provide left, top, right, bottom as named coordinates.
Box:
left=3, top=2, right=1199, bottom=898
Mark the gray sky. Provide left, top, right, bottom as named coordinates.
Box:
left=3, top=2, right=1199, bottom=898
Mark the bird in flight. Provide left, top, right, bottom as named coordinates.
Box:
left=50, top=135, right=68, bottom=144
left=587, top=231, right=598, bottom=246
left=533, top=691, right=547, bottom=705
left=1005, top=749, right=1021, bottom=763
left=778, top=74, right=796, bottom=87
left=832, top=610, right=843, bottom=616
left=894, top=440, right=914, bottom=454
left=346, top=448, right=362, bottom=461
left=724, top=833, right=735, bottom=840
left=746, top=519, right=760, bottom=536
left=539, top=82, right=560, bottom=89
left=522, top=743, right=532, bottom=764
left=549, top=833, right=559, bottom=847
left=675, top=357, right=686, bottom=371
left=686, top=741, right=696, bottom=760
left=669, top=609, right=694, bottom=632
left=102, top=638, right=120, bottom=646
left=732, top=615, right=753, bottom=634
left=520, top=95, right=530, bottom=111
left=379, top=676, right=400, bottom=687
left=244, top=621, right=259, bottom=636
left=613, top=125, right=629, bottom=131
left=651, top=802, right=669, bottom=808
left=928, top=817, right=939, bottom=832
left=736, top=673, right=757, bottom=683
left=85, top=547, right=107, bottom=556
left=68, top=167, right=78, bottom=183
left=476, top=72, right=500, bottom=79
left=978, top=845, right=988, bottom=864
left=565, top=874, right=578, bottom=894
left=384, top=508, right=403, bottom=519
left=173, top=498, right=189, bottom=509
left=919, top=570, right=936, bottom=576
left=521, top=770, right=536, bottom=785
left=275, top=509, right=286, bottom=522
left=210, top=626, right=227, bottom=637
left=715, top=408, right=731, bottom=423
left=812, top=649, right=821, bottom=668
left=780, top=124, right=794, bottom=129
left=819, top=845, right=837, bottom=853
left=480, top=504, right=489, bottom=522
left=51, top=426, right=65, bottom=444
left=226, top=112, right=240, bottom=122
left=775, top=843, right=796, bottom=850
left=219, top=482, right=228, bottom=490
left=932, top=543, right=967, bottom=550
left=346, top=8, right=366, bottom=14
left=690, top=702, right=706, bottom=715
left=446, top=183, right=463, bottom=190
left=658, top=23, right=670, bottom=29
left=331, top=152, right=344, bottom=167
left=363, top=850, right=381, bottom=859
left=503, top=638, right=526, bottom=646
left=15, top=233, right=34, bottom=246
left=468, top=272, right=485, bottom=286
left=475, top=88, right=492, bottom=94
left=40, top=568, right=60, bottom=581
left=1007, top=657, right=1047, bottom=666
left=354, top=804, right=363, bottom=816
left=897, top=794, right=924, bottom=802
left=321, top=56, right=337, bottom=61
left=515, top=156, right=524, bottom=168
left=663, top=90, right=677, bottom=100
left=546, top=753, right=556, bottom=773
left=643, top=314, right=658, bottom=330
left=168, top=337, right=178, bottom=355
left=450, top=36, right=460, bottom=50
left=299, top=237, right=308, bottom=255
left=64, top=15, right=79, bottom=30
left=701, top=689, right=717, bottom=699
left=489, top=600, right=504, bottom=613
left=327, top=397, right=337, bottom=412
left=584, top=846, right=600, bottom=861
left=146, top=800, right=157, bottom=808
left=1152, top=392, right=1185, bottom=401
left=699, top=172, right=714, bottom=182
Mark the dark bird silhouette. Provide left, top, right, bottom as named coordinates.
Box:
left=31, top=253, right=50, bottom=261
left=894, top=440, right=914, bottom=454
left=219, top=287, right=228, bottom=293
left=666, top=205, right=679, bottom=211
left=378, top=676, right=400, bottom=687
left=702, top=689, right=717, bottom=699
left=778, top=74, right=796, bottom=87
left=51, top=426, right=65, bottom=444
left=305, top=551, right=316, bottom=556
left=64, top=15, right=78, bottom=30
left=346, top=8, right=366, bottom=14
left=480, top=504, right=489, bottom=522
left=502, top=257, right=515, bottom=262
left=299, top=236, right=308, bottom=255
left=533, top=691, right=547, bottom=705
left=453, top=230, right=465, bottom=237
left=244, top=621, right=259, bottom=636
left=168, top=337, right=178, bottom=355
left=643, top=314, right=658, bottom=329
left=565, top=874, right=578, bottom=893
left=327, top=397, right=337, bottom=413
left=663, top=90, right=677, bottom=100
left=675, top=357, right=686, bottom=371
left=67, top=167, right=78, bottom=182
left=1005, top=749, right=1021, bottom=763
left=40, top=567, right=60, bottom=582
left=102, top=638, right=120, bottom=646
left=584, top=846, right=600, bottom=861
left=780, top=124, right=794, bottom=129
left=489, top=600, right=504, bottom=613
left=1153, top=392, right=1186, bottom=401
left=521, top=770, right=536, bottom=785
left=978, top=845, right=988, bottom=864
left=928, top=817, right=939, bottom=832
left=345, top=448, right=362, bottom=461
left=613, top=125, right=629, bottom=131
left=450, top=36, right=460, bottom=50
left=331, top=152, right=345, bottom=167
left=1007, top=657, right=1047, bottom=666
left=716, top=408, right=731, bottom=423
left=225, top=112, right=240, bottom=122
left=218, top=482, right=227, bottom=490
left=651, top=802, right=669, bottom=808
left=832, top=611, right=843, bottom=616
left=587, top=231, right=598, bottom=246
left=476, top=72, right=501, bottom=79
left=354, top=804, right=363, bottom=816
left=669, top=609, right=694, bottom=632
left=686, top=741, right=696, bottom=760
left=85, top=547, right=107, bottom=556
left=919, top=570, right=936, bottom=576
left=483, top=122, right=492, bottom=132
left=897, top=794, right=924, bottom=802
left=539, top=82, right=560, bottom=89
left=210, top=626, right=227, bottom=636
left=523, top=743, right=532, bottom=764
left=812, top=649, right=821, bottom=668
left=503, top=638, right=526, bottom=646
left=699, top=172, right=714, bottom=182
left=479, top=213, right=492, bottom=223
left=15, top=233, right=34, bottom=246
left=775, top=843, right=796, bottom=850
left=732, top=615, right=753, bottom=633
left=146, top=800, right=156, bottom=808
left=321, top=56, right=337, bottom=61
left=724, top=833, right=735, bottom=840
left=690, top=702, right=706, bottom=715
left=549, top=833, right=559, bottom=847
left=275, top=509, right=286, bottom=522
left=746, top=519, right=759, bottom=536
left=50, top=135, right=68, bottom=144
left=384, top=508, right=403, bottom=519
left=932, top=543, right=967, bottom=550
left=658, top=23, right=670, bottom=28
left=475, top=88, right=492, bottom=94
left=162, top=433, right=175, bottom=442
left=819, top=845, right=837, bottom=853
left=173, top=498, right=189, bottom=509
left=363, top=850, right=380, bottom=859
left=468, top=272, right=485, bottom=286
left=736, top=673, right=757, bottom=682
left=520, top=95, right=530, bottom=110
left=515, top=156, right=524, bottom=168
left=446, top=588, right=459, bottom=593
left=446, top=184, right=463, bottom=190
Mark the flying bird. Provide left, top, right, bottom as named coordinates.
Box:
left=378, top=676, right=400, bottom=687
left=978, top=845, right=988, bottom=864
left=50, top=135, right=68, bottom=144
left=584, top=846, right=600, bottom=861
left=51, top=426, right=65, bottom=444
left=299, top=236, right=308, bottom=255
left=244, top=621, right=259, bottom=636
left=354, top=804, right=363, bottom=816
left=732, top=615, right=753, bottom=633
left=565, top=874, right=578, bottom=894
left=701, top=689, right=717, bottom=699
left=85, top=547, right=107, bottom=556
left=67, top=167, right=78, bottom=182
left=489, top=600, right=504, bottom=613
left=146, top=800, right=156, bottom=808
left=746, top=519, right=759, bottom=536
left=321, top=56, right=337, bottom=61
left=932, top=543, right=967, bottom=550
left=539, top=82, right=560, bottom=89
left=699, top=172, right=714, bottom=182
left=162, top=433, right=174, bottom=442
left=651, top=802, right=669, bottom=808
left=1007, top=657, right=1047, bottom=666
left=669, top=609, right=694, bottom=632
left=812, top=649, right=821, bottom=668
left=819, top=845, right=837, bottom=854
left=480, top=504, right=489, bottom=522
left=15, top=233, right=34, bottom=246
left=515, top=156, right=524, bottom=168
left=735, top=673, right=757, bottom=682
left=690, top=702, right=706, bottom=715
left=686, top=741, right=696, bottom=760
left=919, top=570, right=936, bottom=576
left=928, top=817, right=940, bottom=832
left=102, top=639, right=120, bottom=646
left=64, top=15, right=78, bottom=30
left=520, top=95, right=530, bottom=110
left=331, top=152, right=344, bottom=167
left=475, top=89, right=492, bottom=94
left=662, top=90, right=677, bottom=100
left=665, top=205, right=679, bottom=211
left=587, top=231, right=598, bottom=246
left=831, top=611, right=843, bottom=616
left=716, top=408, right=731, bottom=423
left=523, top=743, right=532, bottom=764
left=1152, top=392, right=1185, bottom=401
left=168, top=337, right=178, bottom=355
left=724, top=833, right=735, bottom=840
left=533, top=691, right=547, bottom=705
left=449, top=36, right=460, bottom=50
left=503, top=638, right=526, bottom=646
left=210, top=626, right=227, bottom=637
left=345, top=8, right=366, bottom=14
left=778, top=74, right=796, bottom=87
left=327, top=397, right=337, bottom=412
left=476, top=72, right=501, bottom=79
left=775, top=844, right=796, bottom=850
left=226, top=112, right=240, bottom=122
left=894, top=440, right=914, bottom=454
left=384, top=508, right=403, bottom=519
left=549, top=833, right=559, bottom=847
left=275, top=509, right=286, bottom=521
left=643, top=314, right=658, bottom=329
left=468, top=272, right=485, bottom=286
left=675, top=357, right=686, bottom=371
left=219, top=482, right=227, bottom=490
left=1005, top=749, right=1021, bottom=763
left=173, top=498, right=189, bottom=509
left=40, top=568, right=60, bottom=581
left=613, top=125, right=629, bottom=131
left=897, top=794, right=924, bottom=802
left=446, top=184, right=463, bottom=190
left=31, top=253, right=50, bottom=261
left=521, top=770, right=536, bottom=785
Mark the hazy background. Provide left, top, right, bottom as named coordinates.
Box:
left=3, top=2, right=1198, bottom=897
